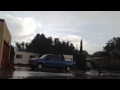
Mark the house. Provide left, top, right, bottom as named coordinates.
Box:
left=14, top=51, right=73, bottom=64
left=0, top=19, right=11, bottom=69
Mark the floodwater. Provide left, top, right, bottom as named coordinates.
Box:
left=0, top=67, right=74, bottom=79
left=1, top=66, right=120, bottom=79
left=0, top=71, right=74, bottom=79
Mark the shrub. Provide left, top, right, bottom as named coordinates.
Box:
left=90, top=60, right=100, bottom=69
left=76, top=54, right=87, bottom=71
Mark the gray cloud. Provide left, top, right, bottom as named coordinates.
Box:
left=1, top=11, right=120, bottom=54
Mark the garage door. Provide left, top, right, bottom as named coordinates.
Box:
left=1, top=40, right=10, bottom=69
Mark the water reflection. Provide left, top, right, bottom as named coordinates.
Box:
left=0, top=71, right=74, bottom=79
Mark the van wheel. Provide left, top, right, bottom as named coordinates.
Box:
left=66, top=66, right=71, bottom=72
left=37, top=63, right=44, bottom=70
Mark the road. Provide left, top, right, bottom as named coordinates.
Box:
left=1, top=66, right=120, bottom=79
left=0, top=66, right=74, bottom=79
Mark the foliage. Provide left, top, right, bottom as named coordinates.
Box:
left=10, top=45, right=15, bottom=62
left=80, top=39, right=83, bottom=54
left=76, top=54, right=87, bottom=70
left=90, top=60, right=100, bottom=68
left=75, top=39, right=87, bottom=71
left=9, top=45, right=15, bottom=70
left=15, top=33, right=76, bottom=55
left=93, top=51, right=109, bottom=57
left=83, top=50, right=89, bottom=58
left=103, top=37, right=120, bottom=58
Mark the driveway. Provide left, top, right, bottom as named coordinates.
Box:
left=0, top=66, right=74, bottom=79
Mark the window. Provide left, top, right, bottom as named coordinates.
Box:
left=47, top=55, right=56, bottom=60
left=56, top=56, right=61, bottom=60
left=40, top=55, right=47, bottom=59
left=29, top=55, right=35, bottom=59
left=16, top=55, right=22, bottom=59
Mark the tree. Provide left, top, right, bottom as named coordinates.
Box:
left=15, top=41, right=26, bottom=51
left=75, top=39, right=87, bottom=71
left=104, top=37, right=120, bottom=58
left=15, top=42, right=22, bottom=51
left=21, top=41, right=25, bottom=51
left=93, top=51, right=109, bottom=57
left=80, top=39, right=83, bottom=54
left=10, top=45, right=15, bottom=62
left=83, top=50, right=89, bottom=58
left=10, top=45, right=15, bottom=70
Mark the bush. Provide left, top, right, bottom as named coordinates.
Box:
left=75, top=54, right=87, bottom=71
left=90, top=60, right=100, bottom=69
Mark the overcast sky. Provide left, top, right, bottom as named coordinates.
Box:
left=0, top=11, right=120, bottom=54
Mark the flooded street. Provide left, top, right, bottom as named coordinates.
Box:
left=0, top=66, right=74, bottom=79
left=0, top=66, right=120, bottom=79
left=0, top=70, right=74, bottom=79
left=11, top=71, right=74, bottom=79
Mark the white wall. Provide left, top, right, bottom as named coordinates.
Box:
left=63, top=55, right=73, bottom=61
left=14, top=51, right=39, bottom=64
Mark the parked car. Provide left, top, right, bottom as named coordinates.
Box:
left=29, top=54, right=76, bottom=72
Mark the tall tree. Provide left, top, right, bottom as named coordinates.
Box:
left=15, top=42, right=22, bottom=51
left=80, top=39, right=83, bottom=54
left=83, top=50, right=89, bottom=58
left=10, top=45, right=15, bottom=61
left=76, top=39, right=87, bottom=71
left=10, top=45, right=15, bottom=70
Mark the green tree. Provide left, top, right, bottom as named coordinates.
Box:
left=75, top=39, right=87, bottom=71
left=83, top=50, right=89, bottom=58
left=15, top=42, right=22, bottom=51
left=10, top=45, right=15, bottom=61
left=93, top=51, right=109, bottom=57
left=80, top=39, right=83, bottom=54
left=104, top=37, right=120, bottom=58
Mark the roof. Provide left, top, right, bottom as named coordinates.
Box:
left=93, top=57, right=109, bottom=60
left=86, top=57, right=109, bottom=61
left=15, top=51, right=40, bottom=54
left=0, top=19, right=5, bottom=22
left=0, top=19, right=11, bottom=37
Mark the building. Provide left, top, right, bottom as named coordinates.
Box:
left=63, top=55, right=73, bottom=61
left=14, top=51, right=73, bottom=64
left=14, top=51, right=40, bottom=64
left=0, top=19, right=11, bottom=69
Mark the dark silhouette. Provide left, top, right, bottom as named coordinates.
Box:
left=80, top=39, right=83, bottom=54
left=10, top=45, right=15, bottom=70
left=75, top=39, right=87, bottom=71
left=103, top=37, right=120, bottom=59
left=93, top=51, right=109, bottom=57
left=15, top=33, right=79, bottom=56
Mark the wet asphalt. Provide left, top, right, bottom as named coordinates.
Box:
left=1, top=66, right=120, bottom=79
left=0, top=66, right=74, bottom=79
